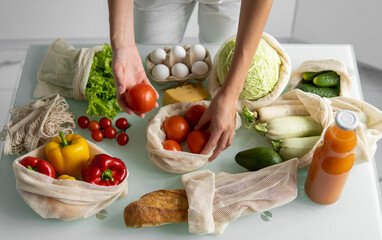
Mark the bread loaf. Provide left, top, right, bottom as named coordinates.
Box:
left=124, top=189, right=189, bottom=228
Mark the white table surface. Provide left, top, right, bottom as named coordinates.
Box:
left=1, top=43, right=382, bottom=240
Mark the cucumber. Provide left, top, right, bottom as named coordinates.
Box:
left=313, top=71, right=340, bottom=87
left=297, top=82, right=340, bottom=98
left=302, top=70, right=331, bottom=81
left=235, top=147, right=283, bottom=171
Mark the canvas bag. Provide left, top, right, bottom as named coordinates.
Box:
left=208, top=32, right=291, bottom=112
left=12, top=141, right=128, bottom=220
left=288, top=59, right=352, bottom=97
left=146, top=100, right=242, bottom=173
left=34, top=38, right=102, bottom=100
left=181, top=89, right=382, bottom=234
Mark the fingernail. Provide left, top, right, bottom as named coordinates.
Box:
left=118, top=86, right=124, bottom=94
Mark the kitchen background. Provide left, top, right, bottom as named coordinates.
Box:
left=0, top=0, right=381, bottom=191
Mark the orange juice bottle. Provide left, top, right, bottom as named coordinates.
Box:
left=304, top=110, right=358, bottom=205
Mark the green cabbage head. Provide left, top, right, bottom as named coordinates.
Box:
left=217, top=38, right=281, bottom=100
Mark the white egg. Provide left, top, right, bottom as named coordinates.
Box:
left=152, top=64, right=170, bottom=80
left=191, top=61, right=209, bottom=76
left=190, top=44, right=206, bottom=61
left=150, top=48, right=166, bottom=64
left=170, top=45, right=186, bottom=63
left=171, top=63, right=189, bottom=78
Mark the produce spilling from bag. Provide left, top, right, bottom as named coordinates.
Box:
left=2, top=33, right=382, bottom=235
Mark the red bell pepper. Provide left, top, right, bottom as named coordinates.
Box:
left=81, top=154, right=127, bottom=186
left=19, top=156, right=56, bottom=178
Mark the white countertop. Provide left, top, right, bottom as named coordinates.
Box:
left=0, top=43, right=381, bottom=240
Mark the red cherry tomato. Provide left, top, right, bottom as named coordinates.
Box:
left=117, top=132, right=129, bottom=146
left=162, top=140, right=182, bottom=151
left=163, top=115, right=190, bottom=143
left=103, top=126, right=117, bottom=139
left=185, top=104, right=207, bottom=128
left=116, top=117, right=129, bottom=130
left=91, top=129, right=104, bottom=142
left=125, top=83, right=156, bottom=114
left=77, top=116, right=90, bottom=129
left=88, top=120, right=100, bottom=132
left=187, top=130, right=211, bottom=154
left=99, top=117, right=112, bottom=129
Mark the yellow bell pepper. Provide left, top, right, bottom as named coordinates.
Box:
left=57, top=174, right=76, bottom=180
left=45, top=132, right=90, bottom=177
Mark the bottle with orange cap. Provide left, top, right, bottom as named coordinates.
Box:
left=304, top=110, right=359, bottom=205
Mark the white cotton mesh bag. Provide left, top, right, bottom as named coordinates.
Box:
left=2, top=94, right=75, bottom=156
left=208, top=32, right=291, bottom=113
left=12, top=141, right=128, bottom=220
left=146, top=100, right=242, bottom=173
left=34, top=38, right=102, bottom=100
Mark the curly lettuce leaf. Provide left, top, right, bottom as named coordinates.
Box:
left=85, top=43, right=122, bottom=119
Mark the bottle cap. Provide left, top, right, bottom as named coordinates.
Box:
left=335, top=110, right=359, bottom=131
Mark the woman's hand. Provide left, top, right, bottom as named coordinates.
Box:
left=194, top=89, right=237, bottom=161
left=112, top=44, right=159, bottom=118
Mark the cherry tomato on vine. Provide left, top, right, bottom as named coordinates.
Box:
left=77, top=116, right=89, bottom=129
left=162, top=140, right=182, bottom=151
left=163, top=115, right=190, bottom=143
left=99, top=117, right=112, bottom=129
left=187, top=130, right=211, bottom=154
left=116, top=133, right=129, bottom=146
left=185, top=105, right=207, bottom=129
left=91, top=129, right=104, bottom=142
left=88, top=120, right=100, bottom=132
left=125, top=83, right=157, bottom=114
left=115, top=117, right=129, bottom=130
left=103, top=126, right=117, bottom=139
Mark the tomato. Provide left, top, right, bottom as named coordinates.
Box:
left=162, top=140, right=182, bottom=151
left=77, top=116, right=89, bottom=129
left=88, top=120, right=100, bottom=132
left=185, top=105, right=207, bottom=128
left=117, top=132, right=129, bottom=146
left=91, top=129, right=104, bottom=142
left=103, top=126, right=117, bottom=139
left=125, top=83, right=156, bottom=114
left=163, top=115, right=190, bottom=143
left=116, top=117, right=129, bottom=130
left=187, top=130, right=211, bottom=154
left=99, top=117, right=112, bottom=129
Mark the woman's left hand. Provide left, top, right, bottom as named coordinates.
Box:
left=194, top=90, right=237, bottom=161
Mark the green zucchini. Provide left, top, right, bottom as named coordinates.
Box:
left=302, top=70, right=331, bottom=81
left=313, top=71, right=340, bottom=87
left=235, top=147, right=283, bottom=171
left=297, top=82, right=340, bottom=98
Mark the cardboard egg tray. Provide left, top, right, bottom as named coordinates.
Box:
left=146, top=45, right=212, bottom=86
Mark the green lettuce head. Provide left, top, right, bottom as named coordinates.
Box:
left=217, top=38, right=281, bottom=100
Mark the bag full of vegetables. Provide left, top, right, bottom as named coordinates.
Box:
left=12, top=134, right=128, bottom=220
left=34, top=38, right=122, bottom=119
left=146, top=100, right=242, bottom=173
left=208, top=32, right=291, bottom=112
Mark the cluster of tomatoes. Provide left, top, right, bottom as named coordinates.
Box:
left=77, top=116, right=131, bottom=146
left=162, top=104, right=211, bottom=154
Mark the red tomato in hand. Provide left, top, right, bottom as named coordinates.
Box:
left=163, top=115, right=190, bottom=143
left=125, top=83, right=156, bottom=114
left=162, top=140, right=182, bottom=151
left=185, top=104, right=207, bottom=128
left=187, top=130, right=211, bottom=154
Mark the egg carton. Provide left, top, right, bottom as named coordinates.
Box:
left=146, top=45, right=212, bottom=86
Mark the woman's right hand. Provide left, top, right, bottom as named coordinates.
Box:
left=112, top=43, right=159, bottom=118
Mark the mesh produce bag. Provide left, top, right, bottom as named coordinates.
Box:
left=2, top=94, right=75, bottom=155
left=146, top=100, right=242, bottom=173
left=288, top=59, right=352, bottom=97
left=181, top=89, right=382, bottom=234
left=208, top=32, right=291, bottom=112
left=34, top=38, right=102, bottom=100
left=12, top=141, right=128, bottom=220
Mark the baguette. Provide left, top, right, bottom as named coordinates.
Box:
left=124, top=189, right=189, bottom=228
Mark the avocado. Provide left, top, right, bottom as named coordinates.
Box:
left=235, top=147, right=283, bottom=171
